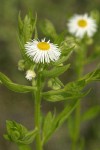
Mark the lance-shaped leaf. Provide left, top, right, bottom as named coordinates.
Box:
left=0, top=72, right=36, bottom=93
left=54, top=31, right=67, bottom=45
left=82, top=67, right=100, bottom=83
left=53, top=50, right=73, bottom=66
left=18, top=12, right=37, bottom=43
left=18, top=12, right=37, bottom=59
left=42, top=68, right=100, bottom=102
left=42, top=64, right=70, bottom=78
left=4, top=120, right=38, bottom=145
left=39, top=19, right=58, bottom=40
left=42, top=80, right=86, bottom=102
left=82, top=106, right=100, bottom=122
left=42, top=99, right=79, bottom=144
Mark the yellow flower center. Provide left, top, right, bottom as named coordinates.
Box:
left=78, top=19, right=87, bottom=28
left=37, top=42, right=50, bottom=50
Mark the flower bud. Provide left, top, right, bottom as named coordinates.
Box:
left=18, top=60, right=25, bottom=71
left=25, top=70, right=36, bottom=81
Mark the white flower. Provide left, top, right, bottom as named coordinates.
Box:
left=67, top=14, right=97, bottom=38
left=25, top=39, right=61, bottom=63
left=25, top=70, right=36, bottom=81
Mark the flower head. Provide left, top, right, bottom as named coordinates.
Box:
left=67, top=14, right=97, bottom=38
left=25, top=39, right=61, bottom=63
left=25, top=70, right=36, bottom=81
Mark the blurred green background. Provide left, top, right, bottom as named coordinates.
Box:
left=0, top=0, right=100, bottom=150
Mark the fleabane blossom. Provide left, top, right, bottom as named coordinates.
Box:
left=67, top=14, right=97, bottom=38
left=25, top=70, right=36, bottom=81
left=25, top=39, right=61, bottom=63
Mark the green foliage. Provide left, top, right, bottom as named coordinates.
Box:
left=39, top=19, right=58, bottom=40
left=0, top=7, right=100, bottom=150
left=82, top=67, right=100, bottom=83
left=42, top=67, right=100, bottom=102
left=18, top=12, right=37, bottom=43
left=4, top=120, right=38, bottom=145
left=42, top=80, right=86, bottom=102
left=48, top=77, right=64, bottom=90
left=42, top=99, right=79, bottom=144
left=42, top=64, right=70, bottom=78
left=54, top=46, right=74, bottom=67
left=18, top=12, right=37, bottom=59
left=0, top=72, right=36, bottom=93
left=82, top=106, right=100, bottom=122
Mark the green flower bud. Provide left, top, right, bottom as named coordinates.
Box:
left=10, top=130, right=20, bottom=142
left=18, top=60, right=25, bottom=71
left=4, top=120, right=38, bottom=145
left=48, top=78, right=61, bottom=90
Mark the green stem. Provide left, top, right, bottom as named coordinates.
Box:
left=72, top=101, right=81, bottom=150
left=34, top=75, right=43, bottom=150
left=72, top=44, right=86, bottom=150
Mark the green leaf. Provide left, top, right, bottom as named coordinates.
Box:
left=42, top=99, right=79, bottom=144
left=43, top=68, right=100, bottom=102
left=54, top=31, right=66, bottom=45
left=43, top=80, right=86, bottom=102
left=18, top=12, right=37, bottom=59
left=87, top=45, right=100, bottom=63
left=0, top=72, right=36, bottom=93
left=39, top=19, right=57, bottom=40
left=43, top=112, right=55, bottom=139
left=4, top=120, right=38, bottom=145
left=82, top=67, right=100, bottom=83
left=42, top=64, right=70, bottom=78
left=4, top=120, right=27, bottom=143
left=18, top=128, right=38, bottom=144
left=82, top=106, right=100, bottom=122
left=53, top=51, right=73, bottom=66
left=18, top=12, right=37, bottom=42
left=60, top=37, right=77, bottom=55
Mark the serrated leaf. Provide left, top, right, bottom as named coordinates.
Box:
left=42, top=64, right=70, bottom=78
left=0, top=72, right=36, bottom=93
left=82, top=106, right=100, bottom=122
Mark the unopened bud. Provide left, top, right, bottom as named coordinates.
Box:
left=25, top=70, right=36, bottom=81
left=18, top=60, right=25, bottom=71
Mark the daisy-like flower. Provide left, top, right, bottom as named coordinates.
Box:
left=67, top=14, right=97, bottom=38
left=25, top=39, right=61, bottom=63
left=25, top=70, right=36, bottom=81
